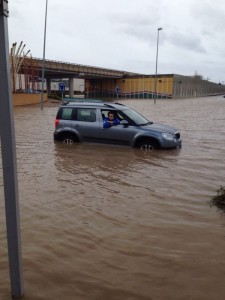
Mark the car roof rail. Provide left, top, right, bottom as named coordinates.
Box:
left=103, top=103, right=116, bottom=108
left=64, top=98, right=103, bottom=102
left=114, top=102, right=125, bottom=106
left=61, top=98, right=103, bottom=105
left=62, top=100, right=69, bottom=105
left=103, top=102, right=126, bottom=109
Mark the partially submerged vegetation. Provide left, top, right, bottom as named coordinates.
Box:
left=48, top=93, right=62, bottom=101
left=210, top=186, right=225, bottom=212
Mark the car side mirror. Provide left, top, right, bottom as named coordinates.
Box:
left=120, top=120, right=129, bottom=127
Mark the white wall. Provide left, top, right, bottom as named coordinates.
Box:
left=14, top=74, right=85, bottom=93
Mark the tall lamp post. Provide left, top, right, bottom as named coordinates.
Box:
left=154, top=27, right=163, bottom=104
left=40, top=0, right=48, bottom=110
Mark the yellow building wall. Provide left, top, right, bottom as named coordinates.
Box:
left=85, top=76, right=173, bottom=99
left=13, top=93, right=48, bottom=106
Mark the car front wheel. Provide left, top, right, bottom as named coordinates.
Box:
left=138, top=139, right=159, bottom=152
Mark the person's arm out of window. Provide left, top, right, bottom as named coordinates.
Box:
left=103, top=118, right=111, bottom=128
left=113, top=119, right=120, bottom=125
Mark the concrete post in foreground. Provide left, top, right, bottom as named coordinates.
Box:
left=46, top=77, right=51, bottom=96
left=0, top=1, right=24, bottom=298
left=69, top=77, right=74, bottom=98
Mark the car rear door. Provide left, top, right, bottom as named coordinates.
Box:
left=71, top=107, right=101, bottom=142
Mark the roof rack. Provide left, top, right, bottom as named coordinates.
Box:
left=102, top=102, right=126, bottom=109
left=62, top=98, right=103, bottom=105
left=114, top=102, right=125, bottom=106
left=103, top=103, right=116, bottom=108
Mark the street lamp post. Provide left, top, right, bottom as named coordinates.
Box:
left=40, top=0, right=48, bottom=110
left=154, top=27, right=163, bottom=104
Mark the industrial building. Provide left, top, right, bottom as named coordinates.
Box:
left=10, top=54, right=225, bottom=105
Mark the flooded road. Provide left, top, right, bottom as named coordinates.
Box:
left=1, top=96, right=225, bottom=300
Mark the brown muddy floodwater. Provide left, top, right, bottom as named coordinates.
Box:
left=0, top=96, right=225, bottom=300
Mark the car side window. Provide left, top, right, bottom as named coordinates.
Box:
left=61, top=108, right=73, bottom=120
left=101, top=110, right=109, bottom=120
left=77, top=108, right=96, bottom=122
left=117, top=111, right=135, bottom=125
left=116, top=111, right=125, bottom=121
left=101, top=110, right=121, bottom=120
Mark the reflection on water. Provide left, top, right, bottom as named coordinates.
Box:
left=1, top=97, right=225, bottom=300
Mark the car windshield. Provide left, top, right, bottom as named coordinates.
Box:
left=122, top=108, right=150, bottom=125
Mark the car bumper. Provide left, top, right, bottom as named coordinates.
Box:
left=161, top=138, right=182, bottom=149
left=177, top=138, right=182, bottom=149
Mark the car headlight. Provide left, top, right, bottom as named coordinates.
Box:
left=162, top=133, right=174, bottom=141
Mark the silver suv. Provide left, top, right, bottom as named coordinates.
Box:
left=54, top=101, right=182, bottom=151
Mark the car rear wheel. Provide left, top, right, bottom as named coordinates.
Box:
left=138, top=139, right=159, bottom=152
left=61, top=134, right=77, bottom=145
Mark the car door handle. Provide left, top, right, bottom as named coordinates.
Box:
left=73, top=124, right=79, bottom=127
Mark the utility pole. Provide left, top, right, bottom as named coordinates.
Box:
left=0, top=0, right=24, bottom=298
left=40, top=0, right=48, bottom=110
left=154, top=27, right=163, bottom=104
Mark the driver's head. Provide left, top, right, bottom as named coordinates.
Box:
left=108, top=111, right=115, bottom=120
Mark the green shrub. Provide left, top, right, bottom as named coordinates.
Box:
left=48, top=94, right=62, bottom=101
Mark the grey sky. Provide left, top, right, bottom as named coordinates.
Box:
left=8, top=0, right=225, bottom=83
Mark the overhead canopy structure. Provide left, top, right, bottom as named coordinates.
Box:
left=14, top=56, right=140, bottom=79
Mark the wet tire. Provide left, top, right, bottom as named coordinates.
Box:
left=61, top=134, right=77, bottom=145
left=138, top=139, right=159, bottom=152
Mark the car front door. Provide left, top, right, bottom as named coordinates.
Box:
left=100, top=110, right=137, bottom=145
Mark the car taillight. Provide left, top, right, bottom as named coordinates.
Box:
left=55, top=119, right=59, bottom=127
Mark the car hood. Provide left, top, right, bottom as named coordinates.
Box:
left=140, top=123, right=178, bottom=134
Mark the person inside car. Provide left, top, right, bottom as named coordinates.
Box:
left=103, top=111, right=120, bottom=128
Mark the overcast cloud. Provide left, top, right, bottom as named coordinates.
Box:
left=8, top=0, right=225, bottom=83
